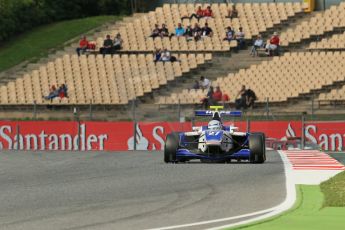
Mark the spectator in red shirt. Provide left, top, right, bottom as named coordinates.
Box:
left=265, top=32, right=280, bottom=56
left=76, top=36, right=89, bottom=56
left=181, top=6, right=204, bottom=21
left=212, top=86, right=222, bottom=102
left=203, top=6, right=213, bottom=19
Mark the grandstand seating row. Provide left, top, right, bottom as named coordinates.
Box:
left=95, top=2, right=304, bottom=52
left=319, top=86, right=345, bottom=102
left=280, top=2, right=345, bottom=46
left=157, top=51, right=345, bottom=105
left=0, top=53, right=212, bottom=105
left=308, top=31, right=345, bottom=50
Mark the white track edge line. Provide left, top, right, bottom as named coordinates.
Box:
left=147, top=151, right=296, bottom=230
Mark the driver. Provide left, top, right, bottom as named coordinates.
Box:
left=208, top=120, right=222, bottom=131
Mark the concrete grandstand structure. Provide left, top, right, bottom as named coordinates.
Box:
left=1, top=1, right=345, bottom=120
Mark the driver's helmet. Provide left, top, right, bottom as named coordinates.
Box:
left=208, top=120, right=222, bottom=131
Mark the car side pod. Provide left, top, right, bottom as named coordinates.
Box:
left=249, top=132, right=266, bottom=164
left=164, top=132, right=179, bottom=163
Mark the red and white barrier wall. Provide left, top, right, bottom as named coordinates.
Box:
left=0, top=121, right=344, bottom=151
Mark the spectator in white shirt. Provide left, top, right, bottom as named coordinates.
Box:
left=199, top=76, right=210, bottom=90
left=250, top=35, right=264, bottom=56
left=235, top=27, right=245, bottom=49
left=161, top=49, right=171, bottom=62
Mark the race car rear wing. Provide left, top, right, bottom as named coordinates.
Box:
left=194, top=110, right=242, bottom=117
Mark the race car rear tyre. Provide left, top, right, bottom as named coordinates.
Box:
left=249, top=133, right=266, bottom=164
left=164, top=132, right=179, bottom=163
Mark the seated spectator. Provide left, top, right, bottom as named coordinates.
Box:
left=58, top=84, right=68, bottom=99
left=250, top=35, right=264, bottom=56
left=265, top=32, right=280, bottom=56
left=222, top=93, right=230, bottom=102
left=235, top=85, right=247, bottom=110
left=212, top=86, right=223, bottom=103
left=202, top=23, right=213, bottom=37
left=76, top=36, right=89, bottom=56
left=100, top=35, right=113, bottom=55
left=203, top=6, right=214, bottom=19
left=223, top=26, right=235, bottom=41
left=199, top=76, right=210, bottom=90
left=150, top=24, right=160, bottom=38
left=44, top=85, right=59, bottom=102
left=153, top=48, right=162, bottom=62
left=161, top=49, right=171, bottom=62
left=113, top=33, right=123, bottom=51
left=192, top=23, right=202, bottom=41
left=175, top=23, right=185, bottom=37
left=192, top=80, right=200, bottom=89
left=201, top=86, right=215, bottom=109
left=235, top=27, right=245, bottom=49
left=181, top=6, right=204, bottom=21
left=245, top=88, right=257, bottom=108
left=160, top=24, right=170, bottom=38
left=184, top=25, right=194, bottom=41
left=227, top=5, right=238, bottom=19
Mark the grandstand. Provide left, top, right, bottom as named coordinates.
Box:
left=1, top=1, right=345, bottom=120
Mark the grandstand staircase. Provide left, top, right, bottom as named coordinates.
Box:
left=134, top=48, right=273, bottom=121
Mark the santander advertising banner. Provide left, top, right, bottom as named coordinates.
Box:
left=0, top=120, right=344, bottom=151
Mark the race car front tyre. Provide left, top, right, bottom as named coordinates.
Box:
left=164, top=132, right=179, bottom=163
left=249, top=133, right=266, bottom=164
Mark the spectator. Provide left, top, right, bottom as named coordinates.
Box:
left=203, top=6, right=214, bottom=19
left=175, top=23, right=185, bottom=37
left=113, top=33, right=123, bottom=51
left=222, top=93, right=230, bottom=102
left=161, top=48, right=171, bottom=62
left=154, top=48, right=162, bottom=62
left=44, top=85, right=59, bottom=102
left=192, top=23, right=202, bottom=41
left=235, top=85, right=247, bottom=110
left=223, top=26, right=234, bottom=41
left=160, top=24, right=170, bottom=38
left=250, top=35, right=264, bottom=56
left=265, top=32, right=280, bottom=56
left=212, top=86, right=223, bottom=103
left=184, top=25, right=194, bottom=41
left=245, top=88, right=257, bottom=108
left=235, top=27, right=245, bottom=49
left=192, top=80, right=200, bottom=89
left=201, top=86, right=215, bottom=109
left=150, top=24, right=160, bottom=38
left=100, top=35, right=113, bottom=55
left=202, top=23, right=213, bottom=37
left=76, top=36, right=89, bottom=56
left=227, top=5, right=238, bottom=19
left=199, top=76, right=210, bottom=90
left=58, top=84, right=68, bottom=99
left=181, top=6, right=204, bottom=21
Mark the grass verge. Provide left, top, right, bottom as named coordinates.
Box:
left=230, top=175, right=345, bottom=229
left=0, top=16, right=121, bottom=72
left=320, top=170, right=345, bottom=207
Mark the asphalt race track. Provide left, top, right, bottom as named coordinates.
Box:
left=0, top=150, right=286, bottom=230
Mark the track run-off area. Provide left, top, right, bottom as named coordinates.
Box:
left=0, top=150, right=285, bottom=230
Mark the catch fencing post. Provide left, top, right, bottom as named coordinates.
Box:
left=16, top=124, right=20, bottom=150
left=301, top=112, right=306, bottom=150
left=132, top=98, right=137, bottom=151
left=266, top=97, right=269, bottom=119
left=246, top=118, right=250, bottom=133
left=178, top=99, right=181, bottom=122
left=74, top=107, right=81, bottom=150
left=311, top=95, right=314, bottom=119
left=33, top=100, right=37, bottom=120
left=89, top=99, right=93, bottom=120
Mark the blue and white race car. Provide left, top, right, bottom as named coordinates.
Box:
left=164, top=107, right=266, bottom=163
